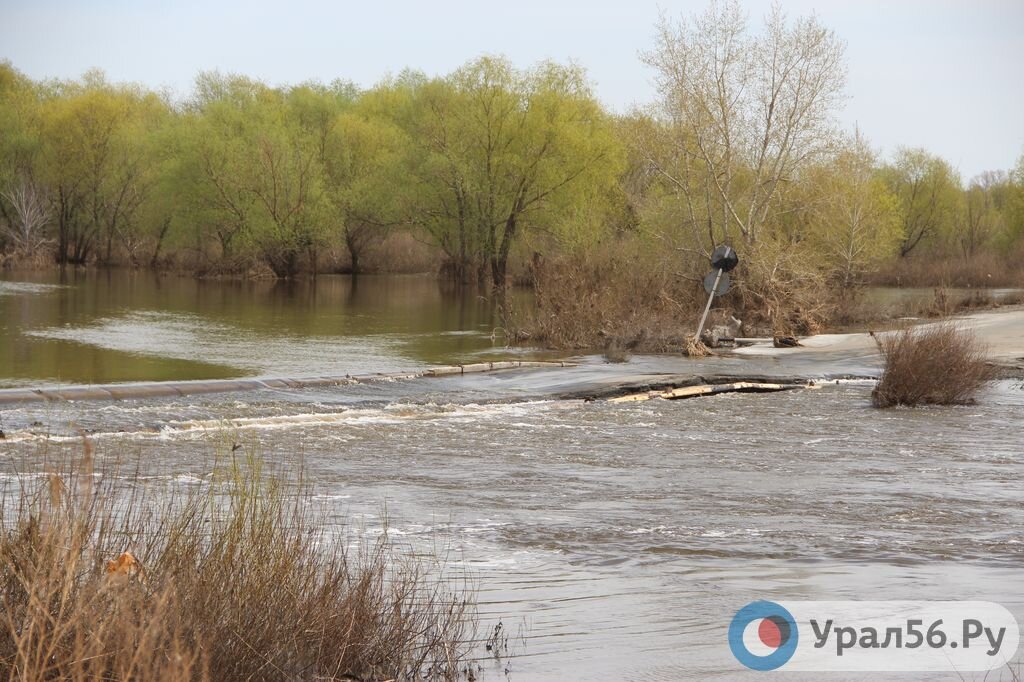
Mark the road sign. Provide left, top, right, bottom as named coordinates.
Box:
left=703, top=270, right=731, bottom=296
left=710, top=245, right=739, bottom=272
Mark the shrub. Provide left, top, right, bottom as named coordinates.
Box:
left=0, top=442, right=475, bottom=681
left=509, top=243, right=701, bottom=351
left=871, top=323, right=996, bottom=407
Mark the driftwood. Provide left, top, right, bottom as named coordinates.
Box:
left=773, top=336, right=803, bottom=348
left=608, top=381, right=815, bottom=403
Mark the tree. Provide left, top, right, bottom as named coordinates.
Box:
left=0, top=62, right=41, bottom=247
left=323, top=111, right=408, bottom=273
left=174, top=80, right=260, bottom=264
left=961, top=171, right=1010, bottom=257
left=398, top=57, right=622, bottom=291
left=30, top=72, right=168, bottom=265
left=1, top=176, right=50, bottom=257
left=882, top=147, right=960, bottom=257
left=1010, top=152, right=1024, bottom=243
left=640, top=0, right=846, bottom=249
left=177, top=73, right=332, bottom=276
left=804, top=132, right=901, bottom=288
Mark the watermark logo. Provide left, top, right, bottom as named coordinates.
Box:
left=729, top=601, right=1019, bottom=672
left=728, top=600, right=799, bottom=671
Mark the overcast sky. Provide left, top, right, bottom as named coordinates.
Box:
left=1, top=0, right=1021, bottom=179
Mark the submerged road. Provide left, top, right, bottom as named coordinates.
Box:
left=1, top=306, right=1021, bottom=407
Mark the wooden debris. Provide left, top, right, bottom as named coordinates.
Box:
left=608, top=381, right=814, bottom=403
left=773, top=336, right=803, bottom=348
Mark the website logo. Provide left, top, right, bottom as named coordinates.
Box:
left=728, top=600, right=799, bottom=671
left=728, top=600, right=1019, bottom=672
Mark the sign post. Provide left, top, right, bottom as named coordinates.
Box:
left=694, top=245, right=739, bottom=341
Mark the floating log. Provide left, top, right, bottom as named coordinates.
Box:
left=608, top=381, right=814, bottom=403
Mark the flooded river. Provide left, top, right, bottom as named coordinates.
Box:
left=2, top=271, right=1023, bottom=680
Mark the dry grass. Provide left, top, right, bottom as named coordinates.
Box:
left=871, top=323, right=996, bottom=408
left=0, top=441, right=475, bottom=681
left=870, top=250, right=1024, bottom=289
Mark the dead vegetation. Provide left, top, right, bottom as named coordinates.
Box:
left=870, top=250, right=1024, bottom=289
left=510, top=245, right=700, bottom=352
left=0, top=441, right=475, bottom=681
left=871, top=323, right=996, bottom=407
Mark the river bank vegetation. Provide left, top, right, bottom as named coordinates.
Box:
left=2, top=1, right=1023, bottom=347
left=0, top=443, right=474, bottom=681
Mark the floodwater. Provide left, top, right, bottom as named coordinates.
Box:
left=2, top=271, right=1023, bottom=680
left=0, top=269, right=544, bottom=387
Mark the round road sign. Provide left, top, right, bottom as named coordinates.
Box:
left=711, top=245, right=739, bottom=272
left=703, top=270, right=731, bottom=297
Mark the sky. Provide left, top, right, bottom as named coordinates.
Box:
left=1, top=0, right=1021, bottom=179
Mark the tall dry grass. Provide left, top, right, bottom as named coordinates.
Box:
left=871, top=323, right=996, bottom=408
left=870, top=250, right=1024, bottom=289
left=0, top=441, right=475, bottom=681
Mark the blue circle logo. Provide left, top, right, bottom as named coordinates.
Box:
left=728, top=600, right=799, bottom=671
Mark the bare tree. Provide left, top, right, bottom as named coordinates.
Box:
left=2, top=176, right=51, bottom=257
left=640, top=0, right=846, bottom=248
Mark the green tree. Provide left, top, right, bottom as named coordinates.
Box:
left=0, top=62, right=45, bottom=256
left=177, top=74, right=332, bottom=276
left=174, top=75, right=262, bottom=264
left=882, top=147, right=961, bottom=257
left=804, top=133, right=901, bottom=288
left=961, top=171, right=1012, bottom=257
left=398, top=57, right=623, bottom=291
left=1010, top=153, right=1024, bottom=243
left=30, top=72, right=168, bottom=264
left=323, top=111, right=408, bottom=273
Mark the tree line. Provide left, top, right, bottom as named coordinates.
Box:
left=2, top=1, right=1023, bottom=305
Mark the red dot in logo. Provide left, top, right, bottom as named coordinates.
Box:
left=758, top=618, right=783, bottom=648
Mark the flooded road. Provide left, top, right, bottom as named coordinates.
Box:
left=2, top=273, right=1023, bottom=679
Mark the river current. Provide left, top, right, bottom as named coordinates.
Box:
left=1, top=271, right=1022, bottom=680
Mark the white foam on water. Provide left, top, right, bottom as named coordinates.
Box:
left=11, top=402, right=493, bottom=443
left=0, top=281, right=64, bottom=296
left=25, top=310, right=412, bottom=376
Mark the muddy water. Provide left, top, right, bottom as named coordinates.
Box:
left=0, top=270, right=540, bottom=387
left=2, top=273, right=1024, bottom=680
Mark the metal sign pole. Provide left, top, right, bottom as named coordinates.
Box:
left=695, top=267, right=723, bottom=341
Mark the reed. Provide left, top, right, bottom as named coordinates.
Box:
left=0, top=441, right=475, bottom=681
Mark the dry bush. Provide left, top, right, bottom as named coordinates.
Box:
left=509, top=243, right=701, bottom=351
left=871, top=323, right=996, bottom=407
left=735, top=240, right=836, bottom=336
left=0, top=443, right=475, bottom=682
